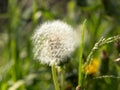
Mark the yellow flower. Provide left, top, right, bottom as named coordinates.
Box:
left=84, top=58, right=99, bottom=75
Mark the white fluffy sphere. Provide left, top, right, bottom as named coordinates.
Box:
left=32, top=20, right=78, bottom=66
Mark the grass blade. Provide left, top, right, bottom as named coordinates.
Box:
left=78, top=19, right=87, bottom=86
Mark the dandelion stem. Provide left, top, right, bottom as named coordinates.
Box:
left=51, top=65, right=60, bottom=90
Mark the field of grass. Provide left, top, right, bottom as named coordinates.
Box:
left=0, top=0, right=120, bottom=90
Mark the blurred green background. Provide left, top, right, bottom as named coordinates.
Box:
left=0, top=0, right=120, bottom=90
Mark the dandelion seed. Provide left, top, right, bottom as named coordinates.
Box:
left=32, top=20, right=78, bottom=66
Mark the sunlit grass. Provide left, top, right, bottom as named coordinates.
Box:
left=0, top=0, right=120, bottom=90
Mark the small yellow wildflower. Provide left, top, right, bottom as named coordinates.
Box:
left=84, top=58, right=99, bottom=75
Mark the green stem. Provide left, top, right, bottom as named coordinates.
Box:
left=78, top=19, right=86, bottom=86
left=61, top=69, right=64, bottom=90
left=51, top=65, right=60, bottom=90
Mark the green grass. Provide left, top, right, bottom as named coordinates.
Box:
left=0, top=0, right=120, bottom=90
left=78, top=19, right=86, bottom=86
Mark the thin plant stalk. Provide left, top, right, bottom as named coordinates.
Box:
left=61, top=69, right=64, bottom=90
left=84, top=35, right=120, bottom=79
left=78, top=20, right=86, bottom=86
left=84, top=35, right=120, bottom=67
left=51, top=65, right=60, bottom=90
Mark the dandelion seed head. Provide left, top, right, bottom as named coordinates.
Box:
left=32, top=20, right=78, bottom=66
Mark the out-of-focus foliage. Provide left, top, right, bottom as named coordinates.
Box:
left=0, top=0, right=120, bottom=90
